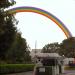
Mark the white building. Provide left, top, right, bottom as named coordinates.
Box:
left=63, top=58, right=75, bottom=65
left=30, top=49, right=42, bottom=62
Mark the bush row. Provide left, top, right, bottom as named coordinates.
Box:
left=64, top=66, right=75, bottom=70
left=0, top=64, right=35, bottom=74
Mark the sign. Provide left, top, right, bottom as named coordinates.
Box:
left=39, top=68, right=45, bottom=72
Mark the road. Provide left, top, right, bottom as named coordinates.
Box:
left=62, top=70, right=75, bottom=75
left=6, top=71, right=33, bottom=75
left=6, top=70, right=75, bottom=75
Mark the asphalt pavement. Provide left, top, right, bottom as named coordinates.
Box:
left=6, top=71, right=33, bottom=75
left=62, top=70, right=75, bottom=75
left=6, top=70, right=75, bottom=75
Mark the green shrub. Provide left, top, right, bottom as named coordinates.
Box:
left=64, top=66, right=75, bottom=70
left=0, top=64, right=35, bottom=74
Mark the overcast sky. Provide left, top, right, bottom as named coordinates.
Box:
left=10, top=0, right=75, bottom=49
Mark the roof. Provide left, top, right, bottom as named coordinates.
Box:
left=35, top=53, right=63, bottom=59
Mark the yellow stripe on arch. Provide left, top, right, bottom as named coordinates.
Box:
left=6, top=6, right=72, bottom=38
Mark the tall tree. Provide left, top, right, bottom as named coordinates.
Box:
left=59, top=37, right=75, bottom=57
left=6, top=33, right=31, bottom=63
left=0, top=0, right=17, bottom=60
left=0, top=0, right=15, bottom=8
left=41, top=42, right=60, bottom=53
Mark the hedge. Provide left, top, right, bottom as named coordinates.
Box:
left=64, top=66, right=75, bottom=70
left=0, top=64, right=35, bottom=74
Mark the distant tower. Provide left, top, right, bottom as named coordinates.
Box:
left=35, top=40, right=37, bottom=54
left=34, top=40, right=37, bottom=63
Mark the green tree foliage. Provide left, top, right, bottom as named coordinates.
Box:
left=0, top=0, right=15, bottom=8
left=6, top=33, right=31, bottom=63
left=0, top=0, right=17, bottom=60
left=59, top=37, right=75, bottom=57
left=41, top=42, right=60, bottom=53
left=0, top=0, right=31, bottom=64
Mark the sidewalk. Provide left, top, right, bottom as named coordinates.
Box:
left=60, top=70, right=75, bottom=75
left=61, top=73, right=75, bottom=75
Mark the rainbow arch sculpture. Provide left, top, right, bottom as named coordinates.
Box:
left=6, top=6, right=72, bottom=38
